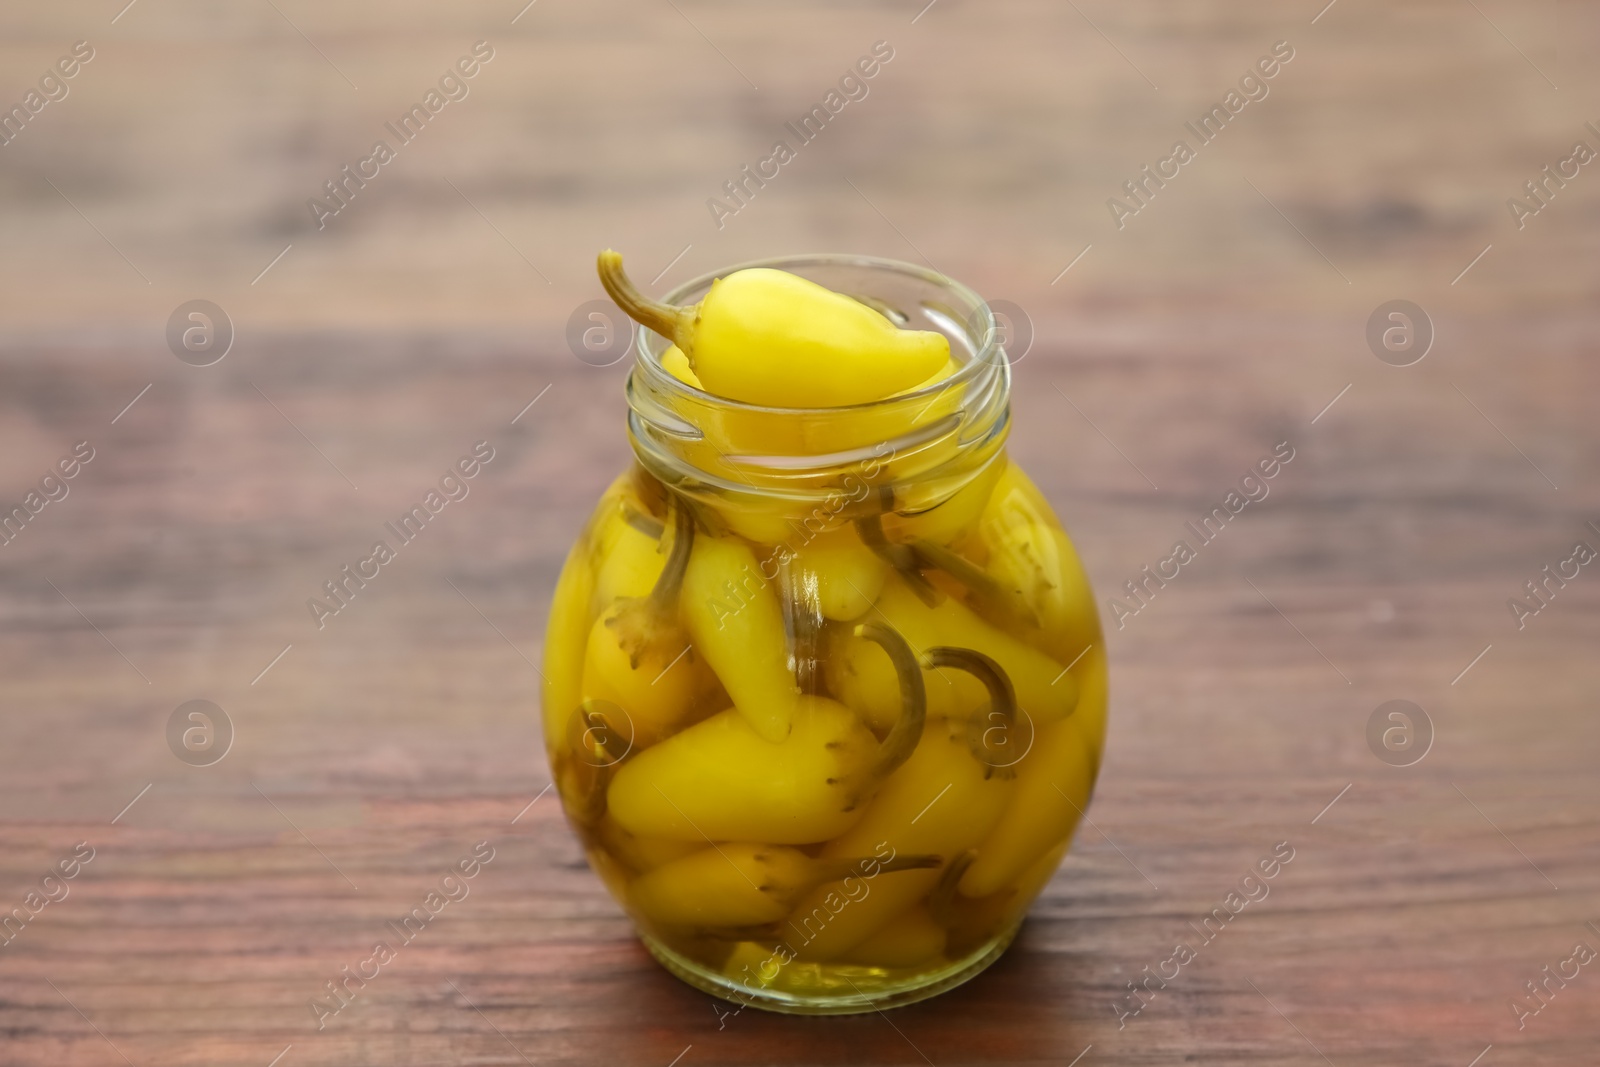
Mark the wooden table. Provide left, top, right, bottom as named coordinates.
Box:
left=2, top=1, right=1597, bottom=1064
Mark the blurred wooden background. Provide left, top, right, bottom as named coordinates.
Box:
left=2, top=0, right=1598, bottom=1064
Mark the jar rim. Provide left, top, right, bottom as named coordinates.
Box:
left=632, top=252, right=1003, bottom=415
left=623, top=252, right=1012, bottom=510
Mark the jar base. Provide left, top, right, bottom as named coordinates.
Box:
left=639, top=923, right=1022, bottom=1015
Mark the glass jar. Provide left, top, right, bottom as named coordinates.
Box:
left=542, top=255, right=1107, bottom=1014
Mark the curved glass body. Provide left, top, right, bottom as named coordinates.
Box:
left=541, top=256, right=1107, bottom=1013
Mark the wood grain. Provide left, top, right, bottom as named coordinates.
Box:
left=2, top=1, right=1599, bottom=1065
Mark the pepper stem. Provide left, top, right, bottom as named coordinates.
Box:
left=597, top=250, right=686, bottom=348
left=780, top=563, right=823, bottom=696
left=928, top=849, right=978, bottom=924
left=856, top=487, right=940, bottom=606
left=648, top=497, right=696, bottom=611
left=811, top=852, right=941, bottom=886
left=622, top=502, right=664, bottom=540
left=856, top=487, right=1004, bottom=604
left=853, top=621, right=928, bottom=779
left=563, top=701, right=631, bottom=827
left=922, top=646, right=1019, bottom=772
left=912, top=539, right=1004, bottom=601
left=571, top=700, right=633, bottom=766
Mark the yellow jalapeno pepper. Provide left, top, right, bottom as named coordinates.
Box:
left=629, top=843, right=938, bottom=929
left=659, top=344, right=704, bottom=389
left=837, top=905, right=946, bottom=969
left=680, top=528, right=800, bottom=742
left=884, top=454, right=1007, bottom=547
left=606, top=623, right=926, bottom=844
left=580, top=502, right=705, bottom=748
left=788, top=525, right=888, bottom=623
left=835, top=850, right=972, bottom=968
left=595, top=814, right=701, bottom=874
left=979, top=461, right=1097, bottom=653
left=590, top=516, right=666, bottom=612
left=958, top=714, right=1096, bottom=899
left=599, top=251, right=948, bottom=408
left=542, top=538, right=595, bottom=755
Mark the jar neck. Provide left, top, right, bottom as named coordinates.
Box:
left=623, top=255, right=1012, bottom=524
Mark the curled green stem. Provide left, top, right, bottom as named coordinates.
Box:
left=922, top=646, right=1019, bottom=773
left=853, top=621, right=928, bottom=780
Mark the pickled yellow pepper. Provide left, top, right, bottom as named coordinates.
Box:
left=590, top=516, right=666, bottom=610
left=598, top=251, right=949, bottom=407
left=542, top=538, right=595, bottom=754
left=680, top=531, right=799, bottom=742
left=629, top=844, right=938, bottom=928
left=979, top=463, right=1097, bottom=650
left=605, top=623, right=926, bottom=844
left=839, top=850, right=972, bottom=967
left=605, top=697, right=877, bottom=843
left=581, top=502, right=702, bottom=747
left=959, top=716, right=1096, bottom=898
left=786, top=648, right=1020, bottom=961
left=788, top=525, right=888, bottom=622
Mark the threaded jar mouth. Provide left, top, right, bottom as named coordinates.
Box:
left=625, top=254, right=1012, bottom=519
